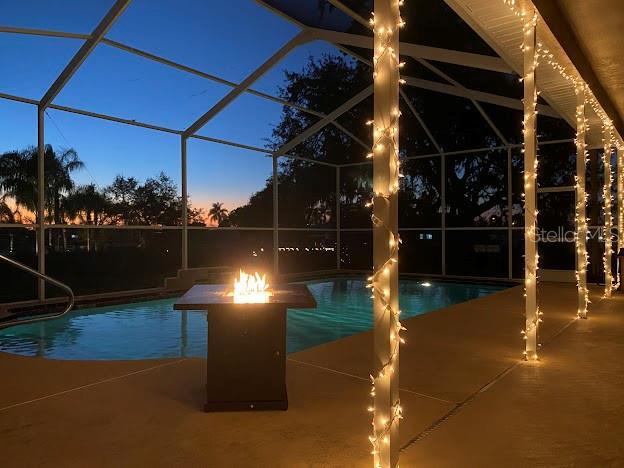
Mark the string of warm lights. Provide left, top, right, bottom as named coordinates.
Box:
left=505, top=0, right=623, bottom=334
left=531, top=39, right=613, bottom=304
left=603, top=122, right=615, bottom=297
left=618, top=143, right=624, bottom=288
left=533, top=40, right=614, bottom=127
left=504, top=0, right=543, bottom=358
left=515, top=6, right=542, bottom=360
left=367, top=1, right=405, bottom=465
left=574, top=86, right=590, bottom=318
left=531, top=37, right=624, bottom=301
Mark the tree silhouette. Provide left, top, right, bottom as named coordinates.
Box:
left=0, top=145, right=83, bottom=224
left=0, top=147, right=206, bottom=229
left=251, top=54, right=371, bottom=228
left=0, top=196, right=14, bottom=223
left=131, top=172, right=179, bottom=225
left=224, top=52, right=573, bottom=234
left=208, top=202, right=229, bottom=226
left=445, top=151, right=507, bottom=227
left=106, top=175, right=139, bottom=224
left=65, top=183, right=110, bottom=225
left=105, top=172, right=205, bottom=226
left=0, top=147, right=37, bottom=220
left=47, top=147, right=84, bottom=224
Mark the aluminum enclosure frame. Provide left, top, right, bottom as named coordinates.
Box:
left=0, top=0, right=612, bottom=294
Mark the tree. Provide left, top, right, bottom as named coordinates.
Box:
left=65, top=184, right=110, bottom=225
left=105, top=172, right=205, bottom=226
left=0, top=147, right=37, bottom=220
left=106, top=175, right=139, bottom=224
left=208, top=202, right=229, bottom=226
left=47, top=147, right=84, bottom=224
left=0, top=196, right=15, bottom=223
left=445, top=152, right=507, bottom=227
left=215, top=54, right=372, bottom=228
left=0, top=145, right=83, bottom=224
left=187, top=203, right=206, bottom=226
left=222, top=52, right=568, bottom=231
left=132, top=172, right=180, bottom=225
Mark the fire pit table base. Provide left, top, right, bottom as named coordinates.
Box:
left=204, top=304, right=287, bottom=412
left=173, top=284, right=316, bottom=412
left=204, top=399, right=288, bottom=412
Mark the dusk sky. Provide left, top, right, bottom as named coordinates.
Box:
left=0, top=0, right=347, bottom=212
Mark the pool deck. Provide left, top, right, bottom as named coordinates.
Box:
left=1, top=282, right=622, bottom=467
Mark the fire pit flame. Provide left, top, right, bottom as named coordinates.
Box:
left=232, top=269, right=272, bottom=303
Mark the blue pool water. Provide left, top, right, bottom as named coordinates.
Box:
left=0, top=278, right=505, bottom=360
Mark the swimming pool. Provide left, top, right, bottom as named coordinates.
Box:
left=0, top=278, right=506, bottom=360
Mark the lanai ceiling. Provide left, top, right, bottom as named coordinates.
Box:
left=441, top=0, right=620, bottom=146
left=533, top=0, right=624, bottom=140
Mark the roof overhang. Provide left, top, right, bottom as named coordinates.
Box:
left=533, top=0, right=624, bottom=142
left=444, top=0, right=623, bottom=146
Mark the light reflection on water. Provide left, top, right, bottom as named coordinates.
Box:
left=0, top=279, right=505, bottom=360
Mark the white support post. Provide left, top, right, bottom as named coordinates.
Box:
left=603, top=124, right=614, bottom=297
left=521, top=7, right=540, bottom=360
left=617, top=145, right=624, bottom=285
left=336, top=166, right=341, bottom=270
left=37, top=106, right=45, bottom=301
left=273, top=155, right=279, bottom=276
left=575, top=89, right=588, bottom=318
left=181, top=135, right=188, bottom=270
left=370, top=0, right=401, bottom=465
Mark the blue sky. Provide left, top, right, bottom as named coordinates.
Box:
left=0, top=0, right=344, bottom=212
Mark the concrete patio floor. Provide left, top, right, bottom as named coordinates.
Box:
left=0, top=282, right=622, bottom=467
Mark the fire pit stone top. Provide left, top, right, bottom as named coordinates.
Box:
left=173, top=283, right=317, bottom=310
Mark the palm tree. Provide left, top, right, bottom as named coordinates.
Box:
left=0, top=145, right=84, bottom=224
left=47, top=147, right=84, bottom=225
left=208, top=202, right=229, bottom=226
left=0, top=148, right=37, bottom=218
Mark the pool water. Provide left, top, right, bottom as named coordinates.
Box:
left=0, top=278, right=506, bottom=360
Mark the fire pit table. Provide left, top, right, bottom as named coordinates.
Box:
left=174, top=282, right=316, bottom=412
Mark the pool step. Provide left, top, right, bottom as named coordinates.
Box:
left=164, top=267, right=233, bottom=291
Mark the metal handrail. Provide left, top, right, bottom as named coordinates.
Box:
left=0, top=254, right=75, bottom=329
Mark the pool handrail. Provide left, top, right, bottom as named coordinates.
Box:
left=0, top=254, right=75, bottom=329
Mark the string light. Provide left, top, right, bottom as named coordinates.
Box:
left=574, top=86, right=590, bottom=318
left=603, top=122, right=615, bottom=297
left=368, top=1, right=405, bottom=465
left=516, top=6, right=541, bottom=361
left=504, top=0, right=624, bottom=325
left=529, top=35, right=623, bottom=303
left=617, top=141, right=624, bottom=289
